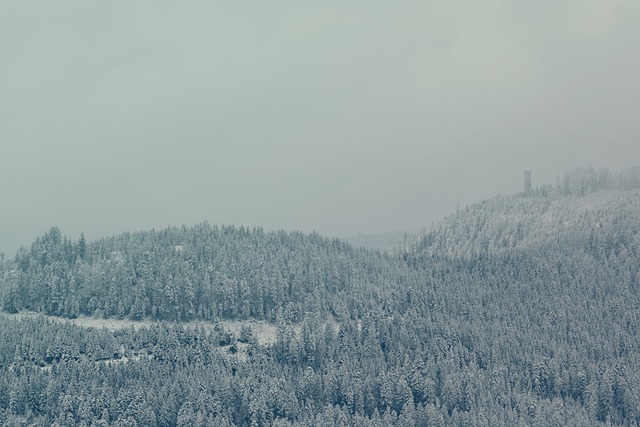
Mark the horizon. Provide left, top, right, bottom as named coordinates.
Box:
left=0, top=167, right=556, bottom=257
left=4, top=164, right=635, bottom=258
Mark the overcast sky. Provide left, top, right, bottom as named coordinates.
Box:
left=1, top=1, right=639, bottom=257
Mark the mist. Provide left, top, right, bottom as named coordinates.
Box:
left=2, top=1, right=639, bottom=257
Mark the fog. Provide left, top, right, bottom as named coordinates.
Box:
left=1, top=1, right=639, bottom=257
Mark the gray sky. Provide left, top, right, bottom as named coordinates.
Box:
left=2, top=1, right=639, bottom=257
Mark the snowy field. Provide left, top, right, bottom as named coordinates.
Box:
left=0, top=311, right=281, bottom=345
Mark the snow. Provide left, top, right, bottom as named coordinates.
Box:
left=0, top=311, right=281, bottom=345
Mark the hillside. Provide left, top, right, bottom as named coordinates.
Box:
left=1, top=224, right=414, bottom=323
left=406, top=188, right=640, bottom=261
left=1, top=167, right=640, bottom=426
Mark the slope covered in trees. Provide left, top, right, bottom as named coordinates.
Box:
left=407, top=166, right=640, bottom=260
left=2, top=225, right=407, bottom=323
left=1, top=167, right=640, bottom=426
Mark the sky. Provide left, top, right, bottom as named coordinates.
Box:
left=1, top=1, right=639, bottom=257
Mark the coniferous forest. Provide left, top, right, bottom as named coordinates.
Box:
left=1, top=167, right=640, bottom=426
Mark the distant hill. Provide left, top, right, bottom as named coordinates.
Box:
left=406, top=188, right=640, bottom=261
left=343, top=230, right=417, bottom=252
left=405, top=166, right=640, bottom=261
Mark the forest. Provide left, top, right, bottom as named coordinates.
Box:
left=1, top=166, right=639, bottom=426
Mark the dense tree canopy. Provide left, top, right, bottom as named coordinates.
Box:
left=1, top=167, right=639, bottom=426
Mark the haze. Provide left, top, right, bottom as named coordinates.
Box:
left=2, top=1, right=639, bottom=257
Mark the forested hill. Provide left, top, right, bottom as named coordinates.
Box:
left=1, top=168, right=640, bottom=425
left=405, top=166, right=640, bottom=261
left=1, top=224, right=413, bottom=322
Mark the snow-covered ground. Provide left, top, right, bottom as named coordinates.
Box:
left=0, top=311, right=281, bottom=345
